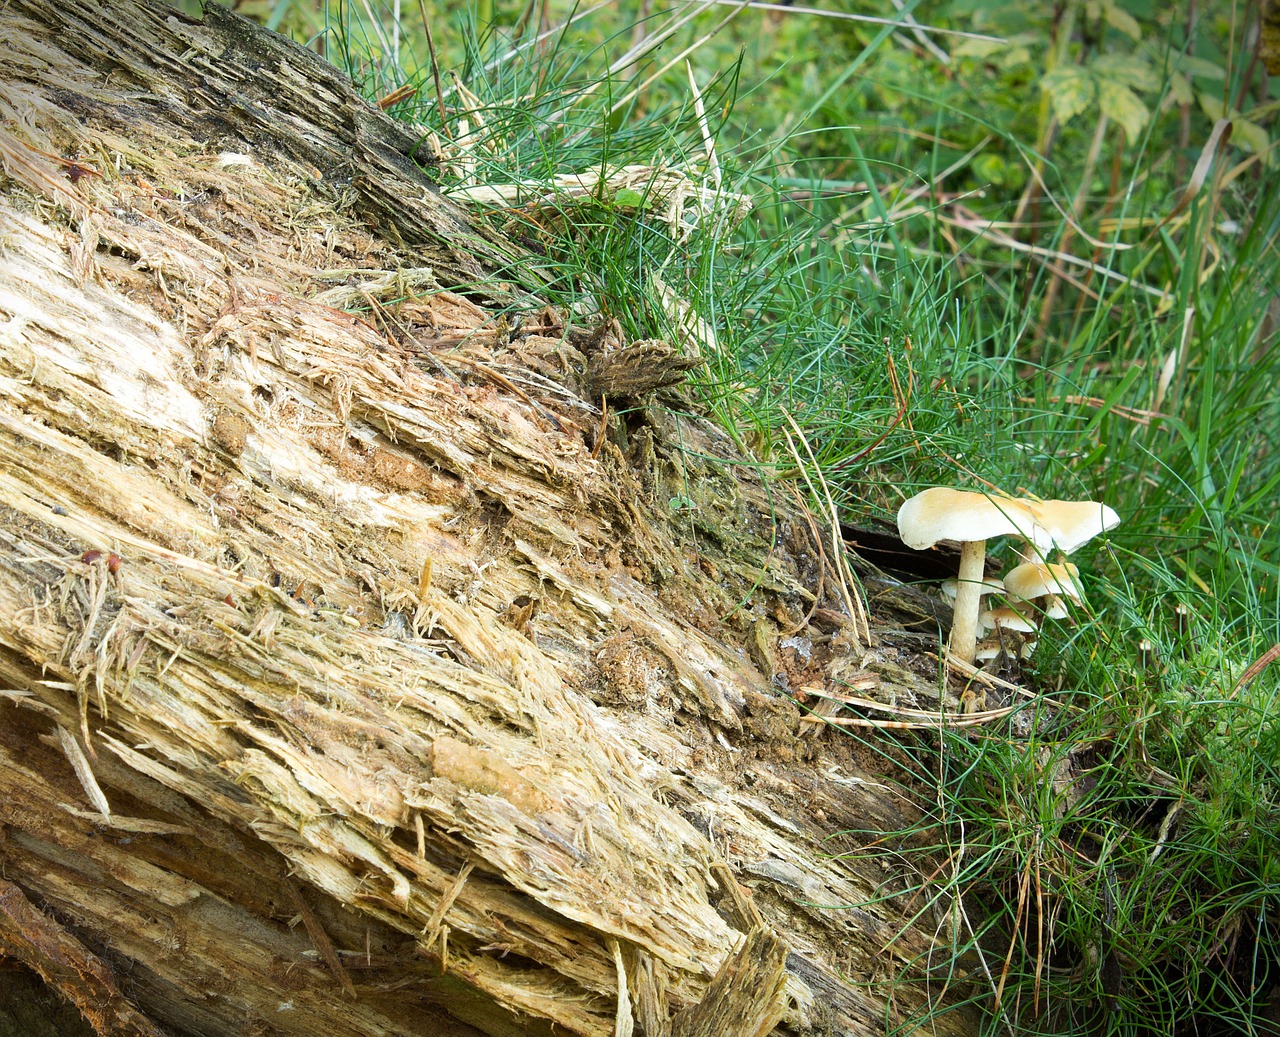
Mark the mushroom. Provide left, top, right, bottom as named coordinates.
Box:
left=897, top=488, right=1045, bottom=664
left=941, top=575, right=1005, bottom=602
left=1006, top=499, right=1121, bottom=563
left=978, top=605, right=1039, bottom=634
left=980, top=607, right=1039, bottom=668
left=976, top=607, right=1038, bottom=668
left=898, top=488, right=1119, bottom=665
left=1003, top=560, right=1084, bottom=606
left=973, top=640, right=1005, bottom=664
left=973, top=633, right=1039, bottom=665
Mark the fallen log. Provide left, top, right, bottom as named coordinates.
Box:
left=0, top=1, right=977, bottom=1033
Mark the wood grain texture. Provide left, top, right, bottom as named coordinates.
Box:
left=0, top=0, right=978, bottom=1033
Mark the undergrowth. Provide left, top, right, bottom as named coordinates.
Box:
left=242, top=0, right=1280, bottom=1031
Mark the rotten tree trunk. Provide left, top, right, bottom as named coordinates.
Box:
left=0, top=2, right=977, bottom=1034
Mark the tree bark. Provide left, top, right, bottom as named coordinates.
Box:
left=0, top=1, right=977, bottom=1034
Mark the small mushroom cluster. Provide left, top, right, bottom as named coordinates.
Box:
left=973, top=561, right=1084, bottom=662
left=897, top=487, right=1119, bottom=664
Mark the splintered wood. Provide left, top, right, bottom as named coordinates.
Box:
left=0, top=0, right=978, bottom=1034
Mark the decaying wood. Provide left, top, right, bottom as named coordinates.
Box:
left=0, top=1, right=980, bottom=1034
left=586, top=341, right=704, bottom=399
left=0, top=878, right=165, bottom=1037
left=668, top=926, right=788, bottom=1037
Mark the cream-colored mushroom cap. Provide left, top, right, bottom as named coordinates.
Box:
left=1042, top=595, right=1071, bottom=620
left=1004, top=561, right=1082, bottom=603
left=979, top=606, right=1039, bottom=634
left=896, top=488, right=1042, bottom=550
left=898, top=489, right=1119, bottom=556
left=1024, top=499, right=1121, bottom=554
left=941, top=576, right=1005, bottom=600
left=973, top=641, right=1004, bottom=663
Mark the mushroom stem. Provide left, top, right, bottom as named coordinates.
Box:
left=949, top=540, right=987, bottom=664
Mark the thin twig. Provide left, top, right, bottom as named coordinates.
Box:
left=831, top=343, right=912, bottom=471
left=676, top=0, right=1005, bottom=41
left=417, top=0, right=449, bottom=135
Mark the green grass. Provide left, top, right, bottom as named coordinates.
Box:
left=241, top=0, right=1280, bottom=1031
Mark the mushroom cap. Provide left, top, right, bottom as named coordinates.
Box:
left=978, top=606, right=1039, bottom=634
left=973, top=641, right=1004, bottom=663
left=973, top=637, right=1038, bottom=662
left=1023, top=499, right=1121, bottom=554
left=1042, top=594, right=1071, bottom=620
left=941, top=576, right=1005, bottom=600
left=897, top=488, right=1042, bottom=551
left=1003, top=561, right=1083, bottom=603
left=898, top=488, right=1118, bottom=554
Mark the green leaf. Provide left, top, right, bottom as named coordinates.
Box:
left=1041, top=66, right=1095, bottom=125
left=1173, top=54, right=1227, bottom=81
left=1098, top=79, right=1149, bottom=139
left=955, top=32, right=1037, bottom=68
left=1233, top=118, right=1271, bottom=160
left=1166, top=71, right=1194, bottom=108
left=953, top=38, right=1004, bottom=59
left=1198, top=92, right=1227, bottom=120
left=613, top=188, right=645, bottom=209
left=1101, top=0, right=1142, bottom=40
left=1001, top=43, right=1033, bottom=67
left=1092, top=53, right=1160, bottom=92
left=972, top=153, right=1008, bottom=186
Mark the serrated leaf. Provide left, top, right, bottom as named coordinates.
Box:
left=1093, top=53, right=1160, bottom=92
left=1041, top=66, right=1095, bottom=125
left=1099, top=79, right=1149, bottom=139
left=1101, top=0, right=1142, bottom=40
